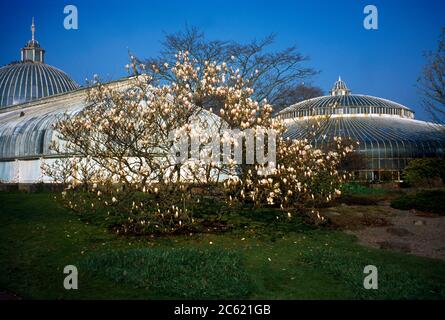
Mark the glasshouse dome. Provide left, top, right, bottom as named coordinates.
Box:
left=0, top=19, right=79, bottom=108
left=277, top=77, right=445, bottom=181
left=0, top=19, right=83, bottom=184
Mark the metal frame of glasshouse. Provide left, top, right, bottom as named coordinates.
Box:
left=277, top=77, right=445, bottom=181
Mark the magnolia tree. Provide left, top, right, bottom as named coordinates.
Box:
left=44, top=52, right=353, bottom=235
left=224, top=126, right=354, bottom=223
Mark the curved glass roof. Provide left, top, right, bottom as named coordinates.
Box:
left=0, top=78, right=138, bottom=160
left=284, top=117, right=445, bottom=172
left=286, top=117, right=445, bottom=156
left=278, top=78, right=414, bottom=119
left=278, top=94, right=415, bottom=119
left=0, top=90, right=86, bottom=160
left=0, top=62, right=79, bottom=108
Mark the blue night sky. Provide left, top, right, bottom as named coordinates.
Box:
left=0, top=0, right=444, bottom=120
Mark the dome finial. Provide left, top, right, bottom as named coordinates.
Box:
left=21, top=17, right=45, bottom=63
left=31, top=17, right=35, bottom=42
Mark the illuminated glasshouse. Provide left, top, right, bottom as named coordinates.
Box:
left=0, top=21, right=215, bottom=184
left=1, top=20, right=445, bottom=184
left=278, top=77, right=445, bottom=181
left=0, top=20, right=83, bottom=183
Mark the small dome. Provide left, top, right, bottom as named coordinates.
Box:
left=0, top=61, right=79, bottom=108
left=330, top=76, right=350, bottom=96
left=25, top=39, right=41, bottom=48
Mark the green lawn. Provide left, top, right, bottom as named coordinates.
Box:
left=1, top=192, right=445, bottom=299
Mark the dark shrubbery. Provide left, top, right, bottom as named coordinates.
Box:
left=391, top=190, right=445, bottom=215
left=403, top=158, right=445, bottom=187
left=336, top=195, right=378, bottom=206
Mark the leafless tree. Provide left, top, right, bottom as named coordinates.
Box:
left=272, top=83, right=323, bottom=114
left=142, top=26, right=317, bottom=111
left=418, top=27, right=445, bottom=125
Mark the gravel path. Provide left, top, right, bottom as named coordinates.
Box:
left=348, top=206, right=445, bottom=261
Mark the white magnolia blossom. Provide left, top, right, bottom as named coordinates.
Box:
left=43, top=51, right=354, bottom=232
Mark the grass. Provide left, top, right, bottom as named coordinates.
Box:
left=80, top=248, right=252, bottom=299
left=336, top=182, right=403, bottom=206
left=341, top=182, right=393, bottom=196
left=301, top=244, right=445, bottom=299
left=391, top=190, right=445, bottom=215
left=1, top=191, right=445, bottom=299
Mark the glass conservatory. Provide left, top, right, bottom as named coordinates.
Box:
left=277, top=77, right=445, bottom=181
left=0, top=19, right=81, bottom=183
